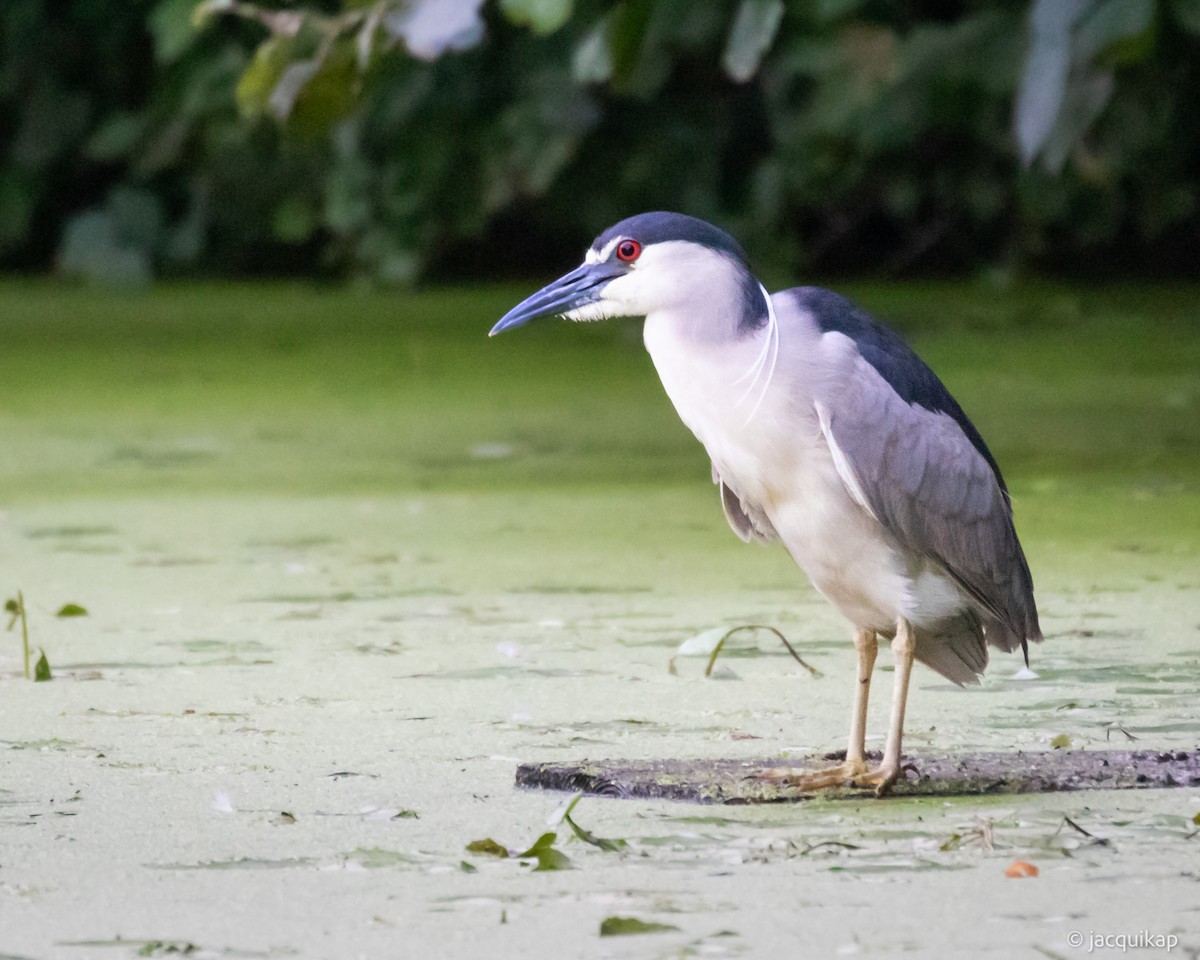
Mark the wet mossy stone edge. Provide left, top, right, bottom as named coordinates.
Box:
left=515, top=749, right=1200, bottom=804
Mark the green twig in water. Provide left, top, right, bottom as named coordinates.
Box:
left=5, top=591, right=30, bottom=679
left=1056, top=816, right=1110, bottom=847
left=704, top=624, right=821, bottom=679
left=558, top=793, right=627, bottom=852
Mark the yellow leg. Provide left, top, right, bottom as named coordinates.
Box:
left=846, top=627, right=877, bottom=768
left=752, top=627, right=877, bottom=790
left=752, top=621, right=914, bottom=796
left=857, top=618, right=916, bottom=796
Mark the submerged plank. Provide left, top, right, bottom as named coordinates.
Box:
left=515, top=749, right=1200, bottom=804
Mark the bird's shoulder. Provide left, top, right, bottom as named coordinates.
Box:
left=777, top=286, right=1006, bottom=492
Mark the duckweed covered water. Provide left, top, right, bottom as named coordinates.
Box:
left=1, top=281, right=1198, bottom=958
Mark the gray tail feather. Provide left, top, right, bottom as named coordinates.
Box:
left=914, top=614, right=989, bottom=686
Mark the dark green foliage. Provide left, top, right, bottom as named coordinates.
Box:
left=1, top=0, right=1196, bottom=283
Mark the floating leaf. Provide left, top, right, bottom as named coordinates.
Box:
left=1004, top=860, right=1039, bottom=878
left=137, top=942, right=199, bottom=957
left=347, top=847, right=426, bottom=868
left=34, top=649, right=52, bottom=682
left=599, top=916, right=680, bottom=936
left=465, top=838, right=509, bottom=858
left=515, top=832, right=571, bottom=871
left=56, top=603, right=88, bottom=618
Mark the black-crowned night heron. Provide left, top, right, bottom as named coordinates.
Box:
left=490, top=212, right=1041, bottom=795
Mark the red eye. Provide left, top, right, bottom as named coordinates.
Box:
left=616, top=239, right=642, bottom=263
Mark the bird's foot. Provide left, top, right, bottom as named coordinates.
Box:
left=750, top=757, right=908, bottom=797
left=750, top=758, right=870, bottom=793
left=851, top=761, right=901, bottom=797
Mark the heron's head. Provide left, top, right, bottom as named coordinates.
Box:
left=489, top=212, right=765, bottom=337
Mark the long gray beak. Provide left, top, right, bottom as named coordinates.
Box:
left=489, top=262, right=621, bottom=336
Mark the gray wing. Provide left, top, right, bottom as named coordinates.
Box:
left=712, top=464, right=776, bottom=544
left=815, top=356, right=1039, bottom=651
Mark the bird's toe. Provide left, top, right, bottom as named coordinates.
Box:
left=747, top=759, right=871, bottom=792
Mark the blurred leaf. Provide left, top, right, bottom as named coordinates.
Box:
left=1036, top=67, right=1113, bottom=172
left=150, top=0, right=201, bottom=63
left=85, top=114, right=145, bottom=162
left=237, top=37, right=296, bottom=118
left=357, top=2, right=384, bottom=70
left=110, top=187, right=166, bottom=253
left=816, top=0, right=866, bottom=23
left=549, top=792, right=628, bottom=849
left=285, top=42, right=360, bottom=138
left=1172, top=0, right=1200, bottom=33
left=1076, top=0, right=1155, bottom=64
left=0, top=172, right=34, bottom=252
left=573, top=22, right=612, bottom=83
left=1014, top=0, right=1090, bottom=166
left=564, top=810, right=627, bottom=852
left=465, top=838, right=509, bottom=857
left=723, top=0, right=785, bottom=83
left=514, top=832, right=571, bottom=871
left=56, top=604, right=88, bottom=618
left=34, top=649, right=52, bottom=682
left=270, top=59, right=323, bottom=121
left=599, top=917, right=679, bottom=936
left=58, top=211, right=152, bottom=287
left=1050, top=733, right=1072, bottom=749
left=383, top=0, right=486, bottom=60
left=272, top=196, right=318, bottom=242
left=164, top=190, right=208, bottom=265
left=607, top=0, right=653, bottom=93
left=192, top=0, right=235, bottom=28
left=676, top=626, right=727, bottom=656
left=499, top=0, right=574, bottom=35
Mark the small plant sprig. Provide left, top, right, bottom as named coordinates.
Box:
left=4, top=591, right=30, bottom=678
left=5, top=591, right=54, bottom=681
